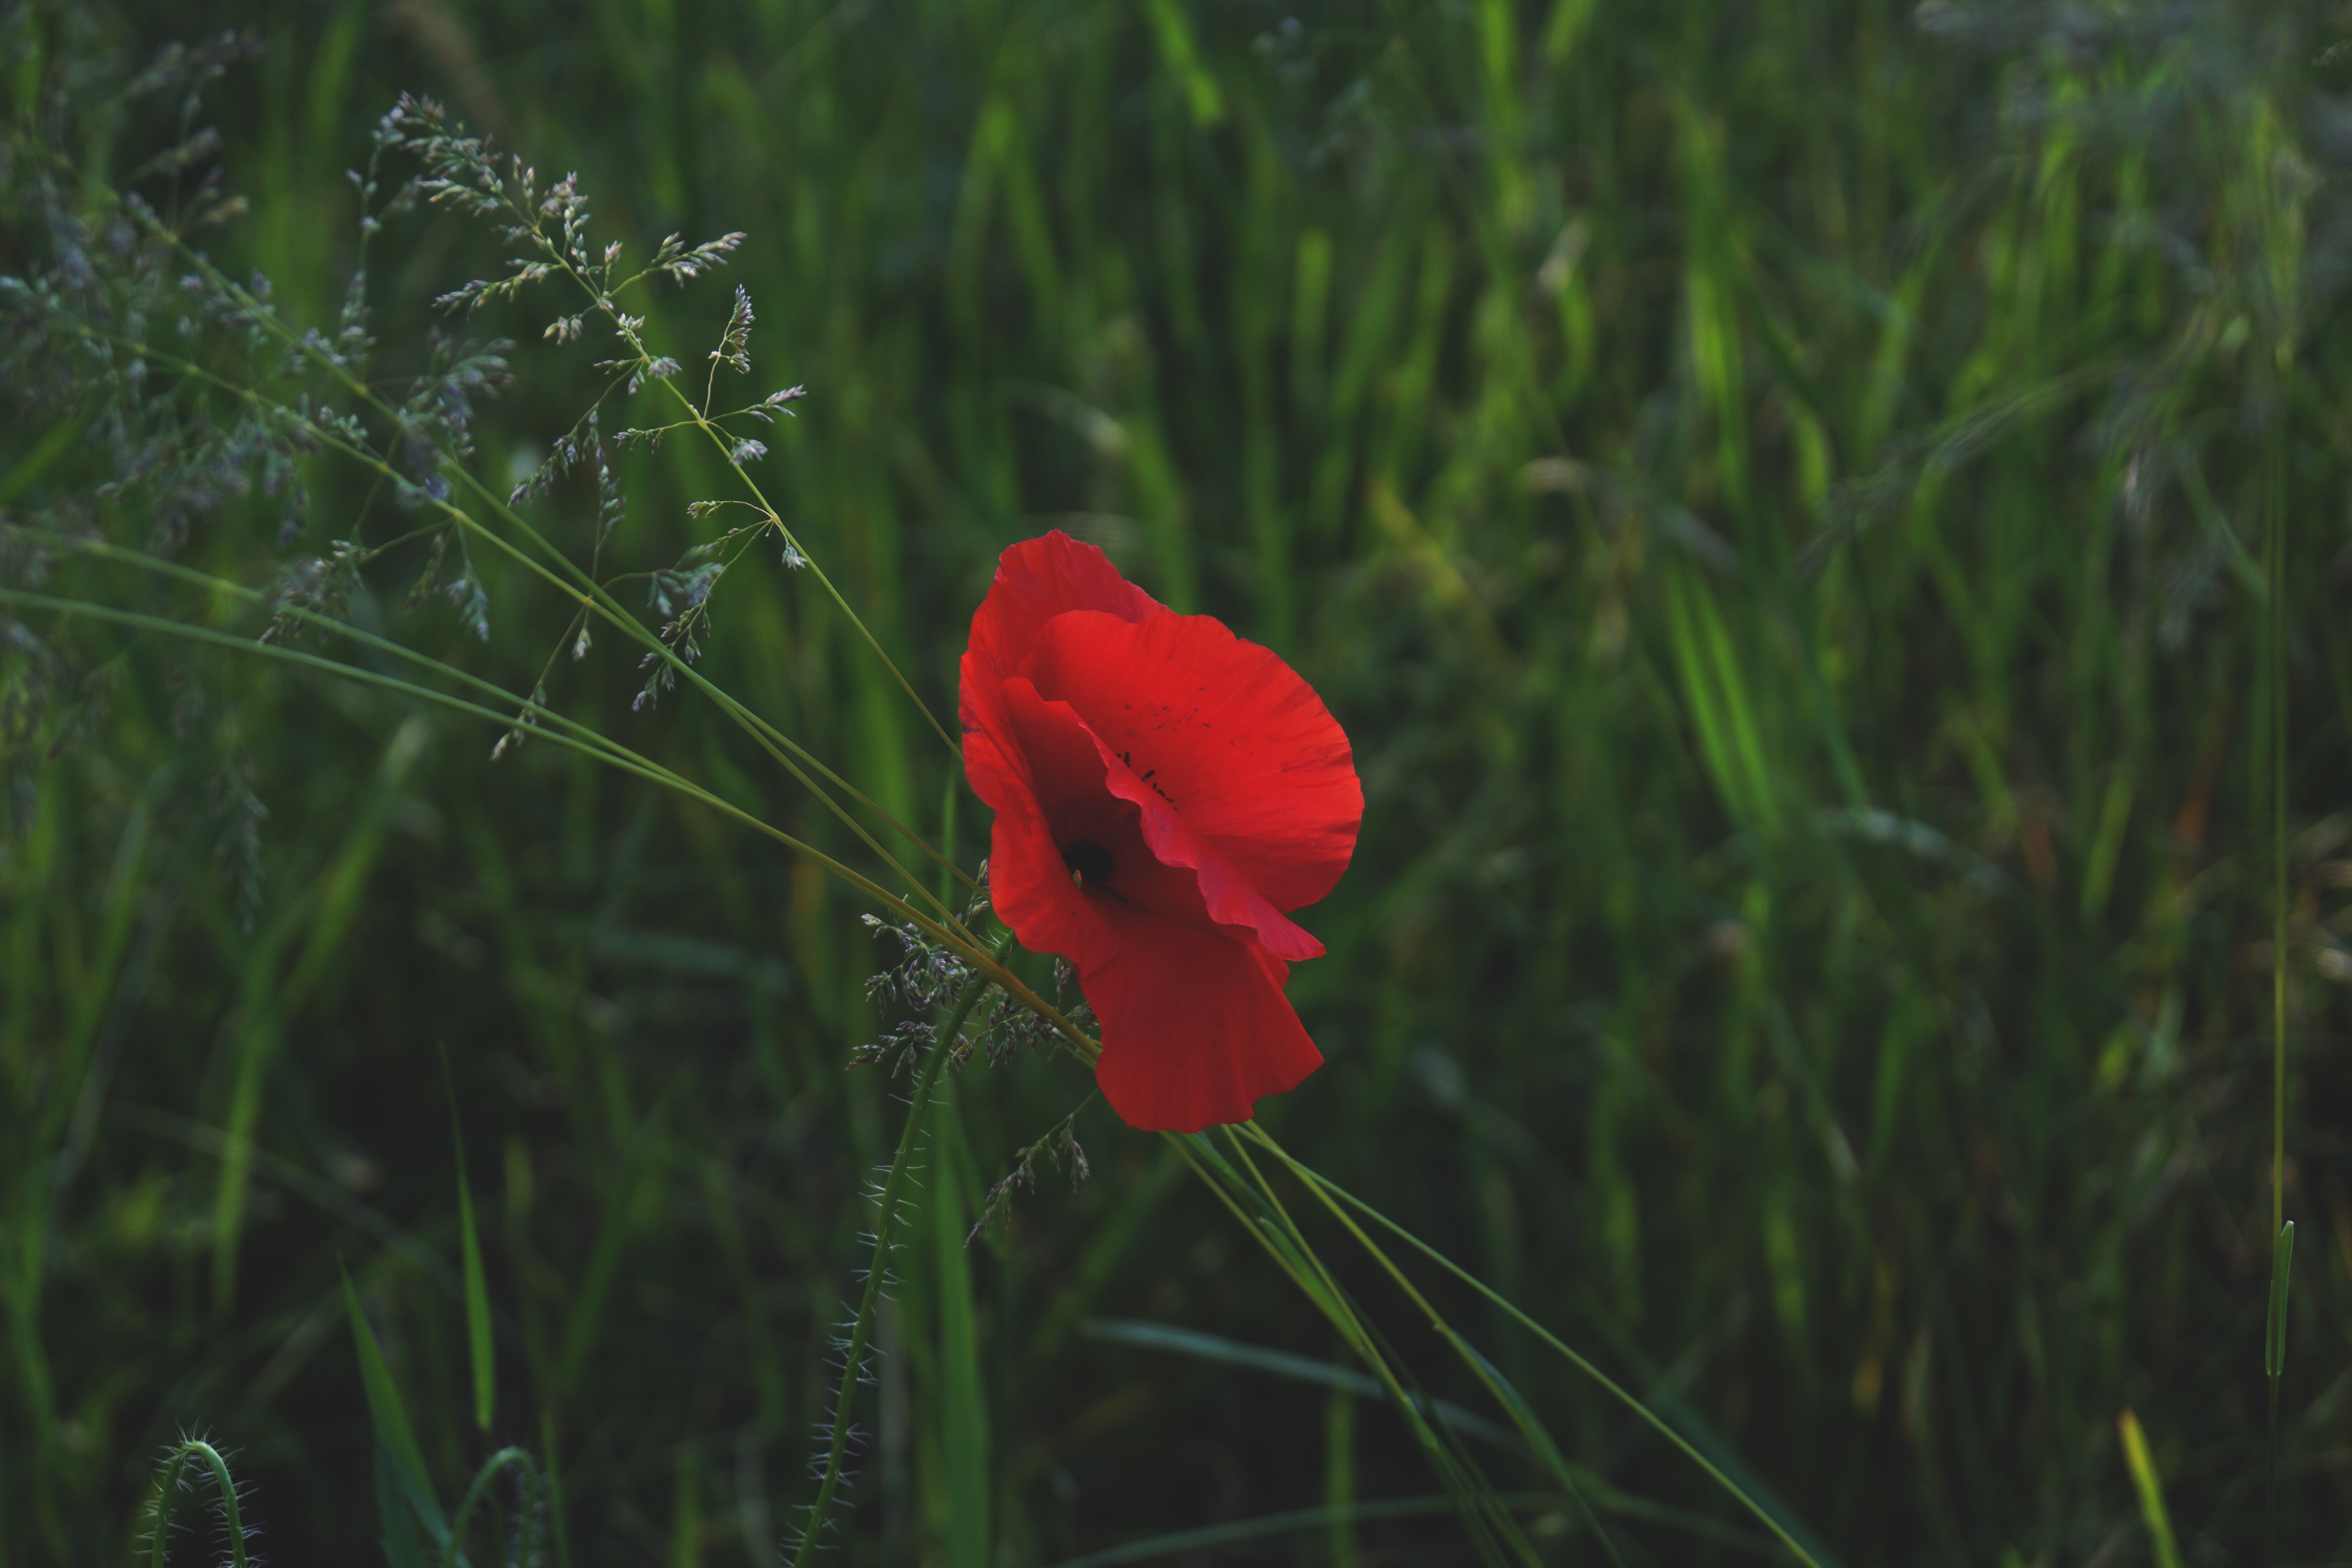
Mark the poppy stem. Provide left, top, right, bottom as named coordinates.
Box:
left=791, top=926, right=1015, bottom=1566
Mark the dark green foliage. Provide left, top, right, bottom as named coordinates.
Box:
left=5, top=0, right=2352, bottom=1563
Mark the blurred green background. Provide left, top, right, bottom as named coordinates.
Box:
left=7, top=0, right=2352, bottom=1562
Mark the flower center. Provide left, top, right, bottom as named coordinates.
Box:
left=1061, top=838, right=1114, bottom=888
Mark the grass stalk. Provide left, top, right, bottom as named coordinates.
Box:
left=1241, top=1123, right=1830, bottom=1568
left=2266, top=403, right=2290, bottom=1564
left=42, top=279, right=977, bottom=923
left=0, top=577, right=1078, bottom=1040
left=1167, top=1129, right=1532, bottom=1564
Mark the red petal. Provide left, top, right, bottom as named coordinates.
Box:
left=965, top=705, right=1118, bottom=973
left=965, top=531, right=1161, bottom=689
left=1084, top=912, right=1323, bottom=1132
left=1021, top=609, right=1361, bottom=913
left=970, top=675, right=1225, bottom=968
left=955, top=529, right=1351, bottom=1132
left=1002, top=659, right=1323, bottom=960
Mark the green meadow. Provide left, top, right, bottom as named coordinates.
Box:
left=5, top=0, right=2350, bottom=1561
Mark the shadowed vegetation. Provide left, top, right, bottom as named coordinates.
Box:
left=5, top=0, right=2352, bottom=1563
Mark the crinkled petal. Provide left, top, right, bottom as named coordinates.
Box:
left=965, top=530, right=1161, bottom=688
left=978, top=677, right=1215, bottom=970
left=1084, top=913, right=1321, bottom=1132
left=955, top=530, right=1355, bottom=1133
left=968, top=709, right=1119, bottom=972
left=991, top=667, right=1321, bottom=959
left=1022, top=609, right=1361, bottom=913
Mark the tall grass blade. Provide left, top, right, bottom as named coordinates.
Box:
left=927, top=1090, right=989, bottom=1568
left=1161, top=1132, right=1530, bottom=1564
left=2265, top=1220, right=2296, bottom=1381
left=1040, top=1495, right=1566, bottom=1568
left=456, top=1136, right=496, bottom=1434
left=341, top=1262, right=448, bottom=1559
left=2116, top=1410, right=2185, bottom=1568
left=1244, top=1126, right=1835, bottom=1568
left=1082, top=1318, right=1518, bottom=1448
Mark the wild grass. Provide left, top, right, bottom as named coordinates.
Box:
left=5, top=0, right=2352, bottom=1563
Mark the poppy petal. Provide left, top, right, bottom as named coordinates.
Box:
left=967, top=710, right=1120, bottom=973
left=974, top=677, right=1226, bottom=970
left=1000, top=661, right=1322, bottom=961
left=956, top=530, right=1359, bottom=1133
left=966, top=531, right=1162, bottom=687
left=1084, top=913, right=1322, bottom=1132
left=1021, top=609, right=1361, bottom=913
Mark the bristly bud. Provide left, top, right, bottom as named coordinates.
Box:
left=728, top=439, right=766, bottom=465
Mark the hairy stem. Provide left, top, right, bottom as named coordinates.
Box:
left=146, top=1439, right=248, bottom=1568
left=442, top=1448, right=541, bottom=1568
left=792, top=928, right=1013, bottom=1565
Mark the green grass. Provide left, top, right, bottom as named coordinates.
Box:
left=6, top=0, right=2352, bottom=1563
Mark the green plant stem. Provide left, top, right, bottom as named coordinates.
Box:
left=1167, top=1130, right=1529, bottom=1565
left=0, top=584, right=956, bottom=954
left=54, top=293, right=976, bottom=921
left=442, top=1447, right=540, bottom=1568
left=2266, top=398, right=2288, bottom=1566
left=1240, top=1123, right=1828, bottom=1568
left=145, top=1439, right=248, bottom=1568
left=1212, top=1129, right=1536, bottom=1563
left=1224, top=1129, right=1593, bottom=1515
left=791, top=929, right=1012, bottom=1567
left=475, top=175, right=964, bottom=760
left=0, top=580, right=1082, bottom=1047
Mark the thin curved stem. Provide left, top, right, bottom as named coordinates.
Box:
left=146, top=1439, right=248, bottom=1568
left=65, top=294, right=976, bottom=920
left=1210, top=1127, right=1535, bottom=1564
left=1229, top=1125, right=1582, bottom=1489
left=414, top=147, right=964, bottom=762
left=791, top=927, right=1014, bottom=1567
left=2266, top=403, right=2290, bottom=1564
left=0, top=586, right=1089, bottom=1040
left=442, top=1447, right=540, bottom=1568
left=656, top=385, right=964, bottom=760
left=7, top=539, right=1091, bottom=1060
left=1238, top=1123, right=1827, bottom=1568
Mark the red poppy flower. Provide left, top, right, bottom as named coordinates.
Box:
left=960, top=532, right=1362, bottom=1132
